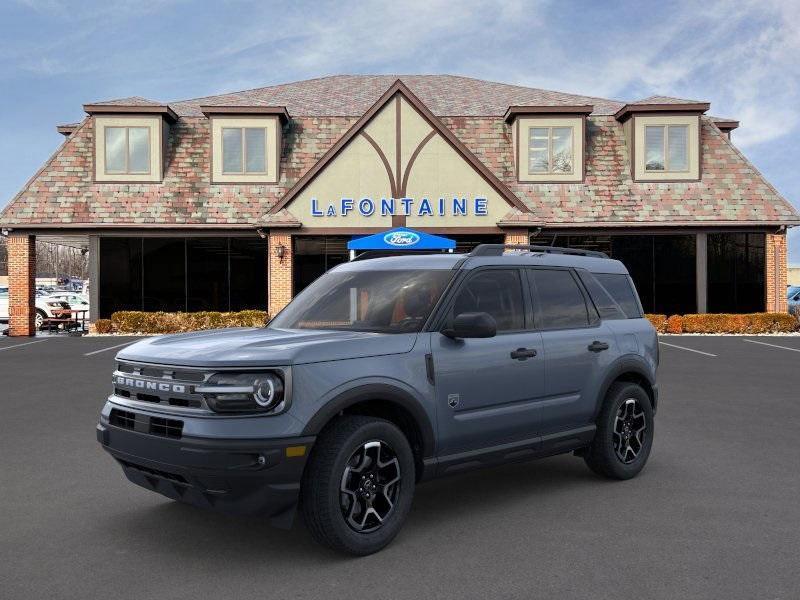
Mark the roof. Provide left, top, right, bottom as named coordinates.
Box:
left=55, top=123, right=80, bottom=136
left=630, top=95, right=706, bottom=105
left=168, top=74, right=626, bottom=117
left=1, top=75, right=796, bottom=229
left=86, top=96, right=164, bottom=107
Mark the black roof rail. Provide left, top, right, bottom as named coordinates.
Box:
left=351, top=249, right=457, bottom=261
left=469, top=244, right=609, bottom=258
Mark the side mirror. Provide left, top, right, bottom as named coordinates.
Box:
left=442, top=312, right=497, bottom=339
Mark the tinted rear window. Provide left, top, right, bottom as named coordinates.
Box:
left=531, top=269, right=589, bottom=329
left=578, top=271, right=626, bottom=320
left=594, top=273, right=643, bottom=318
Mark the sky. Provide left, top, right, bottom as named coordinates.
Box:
left=1, top=0, right=798, bottom=260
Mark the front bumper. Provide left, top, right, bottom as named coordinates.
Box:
left=97, top=415, right=314, bottom=528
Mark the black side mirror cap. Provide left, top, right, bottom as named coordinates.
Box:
left=442, top=312, right=497, bottom=339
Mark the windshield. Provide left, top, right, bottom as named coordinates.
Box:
left=270, top=269, right=454, bottom=333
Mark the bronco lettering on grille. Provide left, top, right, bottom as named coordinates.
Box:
left=115, top=375, right=186, bottom=394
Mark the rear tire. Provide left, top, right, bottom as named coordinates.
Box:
left=35, top=309, right=46, bottom=330
left=584, top=382, right=654, bottom=480
left=301, top=415, right=415, bottom=556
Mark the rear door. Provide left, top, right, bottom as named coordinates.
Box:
left=431, top=267, right=545, bottom=455
left=527, top=268, right=616, bottom=434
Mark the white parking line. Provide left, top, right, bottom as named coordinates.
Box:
left=0, top=339, right=49, bottom=352
left=742, top=338, right=800, bottom=353
left=83, top=341, right=139, bottom=356
left=658, top=341, right=717, bottom=357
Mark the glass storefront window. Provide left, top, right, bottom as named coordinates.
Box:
left=98, top=237, right=267, bottom=318
left=530, top=233, right=697, bottom=315
left=707, top=233, right=765, bottom=313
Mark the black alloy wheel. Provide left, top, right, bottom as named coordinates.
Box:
left=339, top=440, right=402, bottom=532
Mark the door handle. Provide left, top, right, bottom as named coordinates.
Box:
left=588, top=340, right=610, bottom=352
left=510, top=347, right=537, bottom=360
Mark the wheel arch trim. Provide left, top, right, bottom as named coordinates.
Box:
left=301, top=382, right=436, bottom=459
left=595, top=356, right=657, bottom=417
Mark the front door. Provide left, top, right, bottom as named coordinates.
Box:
left=431, top=268, right=545, bottom=455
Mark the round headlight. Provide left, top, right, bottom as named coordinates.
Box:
left=254, top=375, right=284, bottom=409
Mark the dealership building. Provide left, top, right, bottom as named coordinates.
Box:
left=1, top=74, right=797, bottom=335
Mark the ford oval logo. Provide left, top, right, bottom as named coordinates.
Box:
left=384, top=231, right=420, bottom=247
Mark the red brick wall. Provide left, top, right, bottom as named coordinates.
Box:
left=765, top=233, right=788, bottom=312
left=268, top=231, right=293, bottom=317
left=8, top=234, right=36, bottom=336
left=504, top=229, right=529, bottom=246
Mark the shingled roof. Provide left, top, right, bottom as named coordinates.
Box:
left=168, top=74, right=626, bottom=117
left=1, top=75, right=797, bottom=229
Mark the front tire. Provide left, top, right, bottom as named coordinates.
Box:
left=301, top=416, right=415, bottom=555
left=584, top=382, right=654, bottom=480
left=35, top=309, right=46, bottom=330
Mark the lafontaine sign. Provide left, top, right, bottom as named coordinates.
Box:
left=310, top=196, right=489, bottom=218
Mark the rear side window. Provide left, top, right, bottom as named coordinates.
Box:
left=594, top=273, right=643, bottom=318
left=530, top=269, right=589, bottom=329
left=450, top=269, right=525, bottom=332
left=577, top=271, right=626, bottom=320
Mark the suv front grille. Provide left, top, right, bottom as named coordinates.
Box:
left=108, top=408, right=184, bottom=440
left=149, top=417, right=183, bottom=439
left=113, top=361, right=211, bottom=412
left=109, top=408, right=136, bottom=430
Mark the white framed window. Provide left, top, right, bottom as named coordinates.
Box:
left=644, top=124, right=689, bottom=172
left=517, top=117, right=583, bottom=183
left=104, top=126, right=151, bottom=175
left=528, top=126, right=574, bottom=175
left=221, top=127, right=268, bottom=174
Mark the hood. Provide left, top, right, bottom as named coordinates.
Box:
left=116, top=327, right=418, bottom=368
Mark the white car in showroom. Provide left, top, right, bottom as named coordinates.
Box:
left=45, top=292, right=90, bottom=320
left=0, top=286, right=73, bottom=329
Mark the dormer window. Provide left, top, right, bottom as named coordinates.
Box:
left=92, top=116, right=164, bottom=182
left=222, top=127, right=268, bottom=174
left=201, top=106, right=289, bottom=184
left=528, top=126, right=574, bottom=174
left=505, top=106, right=591, bottom=184
left=84, top=101, right=175, bottom=183
left=644, top=124, right=688, bottom=172
left=105, top=126, right=151, bottom=174
left=615, top=99, right=707, bottom=182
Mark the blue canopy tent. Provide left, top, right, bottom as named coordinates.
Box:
left=347, top=227, right=455, bottom=259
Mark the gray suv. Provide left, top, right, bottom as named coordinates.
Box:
left=97, top=244, right=658, bottom=555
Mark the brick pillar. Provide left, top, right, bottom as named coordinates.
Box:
left=8, top=234, right=36, bottom=336
left=503, top=228, right=529, bottom=246
left=765, top=233, right=788, bottom=312
left=268, top=231, right=293, bottom=317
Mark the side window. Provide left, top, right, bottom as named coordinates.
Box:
left=531, top=269, right=589, bottom=330
left=449, top=269, right=525, bottom=332
left=594, top=273, right=643, bottom=318
left=577, top=271, right=626, bottom=320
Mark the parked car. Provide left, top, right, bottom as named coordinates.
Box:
left=788, top=286, right=800, bottom=314
left=97, top=244, right=658, bottom=555
left=46, top=292, right=90, bottom=320
left=0, top=289, right=71, bottom=329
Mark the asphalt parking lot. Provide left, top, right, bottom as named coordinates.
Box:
left=1, top=335, right=799, bottom=599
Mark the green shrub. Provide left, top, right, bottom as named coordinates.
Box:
left=111, top=310, right=269, bottom=334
